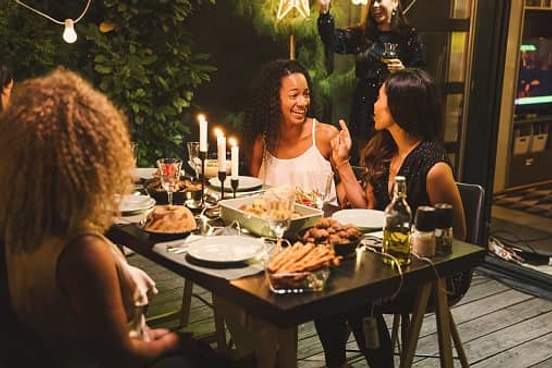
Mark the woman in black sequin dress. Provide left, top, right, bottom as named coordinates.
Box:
left=315, top=69, right=466, bottom=368
left=318, top=0, right=424, bottom=164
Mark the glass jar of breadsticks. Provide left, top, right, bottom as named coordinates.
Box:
left=265, top=241, right=342, bottom=294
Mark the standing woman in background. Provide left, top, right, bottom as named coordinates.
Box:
left=0, top=64, right=13, bottom=111
left=317, top=0, right=424, bottom=164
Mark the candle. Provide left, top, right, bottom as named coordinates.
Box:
left=198, top=114, right=208, bottom=153
left=214, top=128, right=226, bottom=173
left=229, top=137, right=239, bottom=179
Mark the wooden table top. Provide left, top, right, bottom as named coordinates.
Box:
left=107, top=224, right=485, bottom=327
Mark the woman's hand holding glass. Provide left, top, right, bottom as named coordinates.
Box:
left=330, top=119, right=352, bottom=170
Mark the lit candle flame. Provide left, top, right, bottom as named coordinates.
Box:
left=197, top=113, right=206, bottom=123
left=214, top=127, right=224, bottom=137
left=229, top=137, right=238, bottom=147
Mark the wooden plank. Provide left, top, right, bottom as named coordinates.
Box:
left=413, top=297, right=552, bottom=362
left=419, top=289, right=533, bottom=337
left=413, top=311, right=552, bottom=367
left=471, top=333, right=552, bottom=368
left=528, top=356, right=552, bottom=368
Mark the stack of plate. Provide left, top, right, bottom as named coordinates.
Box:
left=119, top=194, right=155, bottom=216
left=208, top=176, right=263, bottom=193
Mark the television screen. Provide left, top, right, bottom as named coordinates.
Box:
left=516, top=37, right=552, bottom=108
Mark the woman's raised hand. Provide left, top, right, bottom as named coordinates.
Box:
left=330, top=119, right=352, bottom=169
left=319, top=0, right=331, bottom=13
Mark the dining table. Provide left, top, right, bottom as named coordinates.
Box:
left=107, top=210, right=485, bottom=368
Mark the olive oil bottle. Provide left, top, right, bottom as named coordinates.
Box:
left=382, top=176, right=413, bottom=265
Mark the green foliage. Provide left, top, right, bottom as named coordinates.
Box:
left=231, top=0, right=355, bottom=121
left=0, top=0, right=216, bottom=166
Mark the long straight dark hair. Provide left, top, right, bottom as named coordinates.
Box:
left=361, top=68, right=442, bottom=183
left=361, top=0, right=411, bottom=45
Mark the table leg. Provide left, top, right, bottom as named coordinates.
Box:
left=435, top=278, right=453, bottom=368
left=179, top=279, right=194, bottom=328
left=212, top=294, right=228, bottom=352
left=450, top=310, right=469, bottom=368
left=400, top=283, right=432, bottom=368
left=276, top=325, right=298, bottom=368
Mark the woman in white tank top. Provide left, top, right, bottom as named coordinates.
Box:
left=243, top=59, right=339, bottom=205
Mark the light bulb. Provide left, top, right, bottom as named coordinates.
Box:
left=63, top=19, right=77, bottom=43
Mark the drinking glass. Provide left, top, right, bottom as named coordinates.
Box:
left=382, top=42, right=398, bottom=63
left=186, top=142, right=201, bottom=179
left=305, top=171, right=335, bottom=209
left=264, top=188, right=295, bottom=249
left=156, top=158, right=182, bottom=206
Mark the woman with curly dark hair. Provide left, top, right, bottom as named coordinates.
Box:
left=243, top=59, right=338, bottom=202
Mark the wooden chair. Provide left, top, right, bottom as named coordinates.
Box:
left=388, top=182, right=485, bottom=367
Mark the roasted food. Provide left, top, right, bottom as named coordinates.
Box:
left=143, top=205, right=197, bottom=233
left=302, top=218, right=362, bottom=246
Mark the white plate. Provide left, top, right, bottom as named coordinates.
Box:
left=208, top=176, right=263, bottom=192
left=332, top=209, right=385, bottom=231
left=186, top=235, right=265, bottom=263
left=119, top=194, right=155, bottom=216
left=134, top=168, right=157, bottom=180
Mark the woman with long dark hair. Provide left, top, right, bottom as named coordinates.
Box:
left=318, top=0, right=425, bottom=164
left=317, top=68, right=466, bottom=368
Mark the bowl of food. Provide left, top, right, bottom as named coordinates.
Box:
left=144, top=177, right=202, bottom=205
left=265, top=241, right=340, bottom=293
left=302, top=218, right=362, bottom=257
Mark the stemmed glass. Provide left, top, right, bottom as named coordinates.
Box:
left=156, top=158, right=182, bottom=206
left=264, top=188, right=295, bottom=250
left=186, top=142, right=201, bottom=179
left=305, top=171, right=335, bottom=210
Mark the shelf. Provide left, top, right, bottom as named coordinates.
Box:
left=514, top=115, right=552, bottom=125
left=525, top=6, right=552, bottom=11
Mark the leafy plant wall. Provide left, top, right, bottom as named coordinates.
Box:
left=0, top=0, right=216, bottom=165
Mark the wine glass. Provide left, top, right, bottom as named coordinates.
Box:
left=186, top=142, right=201, bottom=179
left=305, top=171, right=335, bottom=209
left=382, top=42, right=398, bottom=63
left=156, top=158, right=182, bottom=206
left=264, top=188, right=295, bottom=250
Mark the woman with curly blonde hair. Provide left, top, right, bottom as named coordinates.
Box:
left=0, top=68, right=208, bottom=368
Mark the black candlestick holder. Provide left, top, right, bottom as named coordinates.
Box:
left=218, top=170, right=227, bottom=201
left=231, top=178, right=239, bottom=199
left=199, top=151, right=207, bottom=206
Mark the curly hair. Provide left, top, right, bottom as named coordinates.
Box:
left=242, top=59, right=314, bottom=165
left=0, top=68, right=134, bottom=253
left=361, top=68, right=442, bottom=183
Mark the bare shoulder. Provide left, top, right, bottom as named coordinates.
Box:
left=315, top=121, right=339, bottom=143
left=427, top=162, right=455, bottom=185
left=58, top=235, right=115, bottom=282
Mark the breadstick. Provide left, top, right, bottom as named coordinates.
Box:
left=274, top=244, right=303, bottom=273
left=267, top=245, right=295, bottom=272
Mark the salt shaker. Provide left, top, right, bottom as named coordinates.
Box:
left=435, top=203, right=454, bottom=256
left=411, top=206, right=436, bottom=257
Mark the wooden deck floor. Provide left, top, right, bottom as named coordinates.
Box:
left=129, top=253, right=552, bottom=368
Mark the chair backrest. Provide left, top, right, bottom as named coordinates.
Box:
left=457, top=182, right=486, bottom=245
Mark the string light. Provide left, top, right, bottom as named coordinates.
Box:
left=14, top=0, right=92, bottom=44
